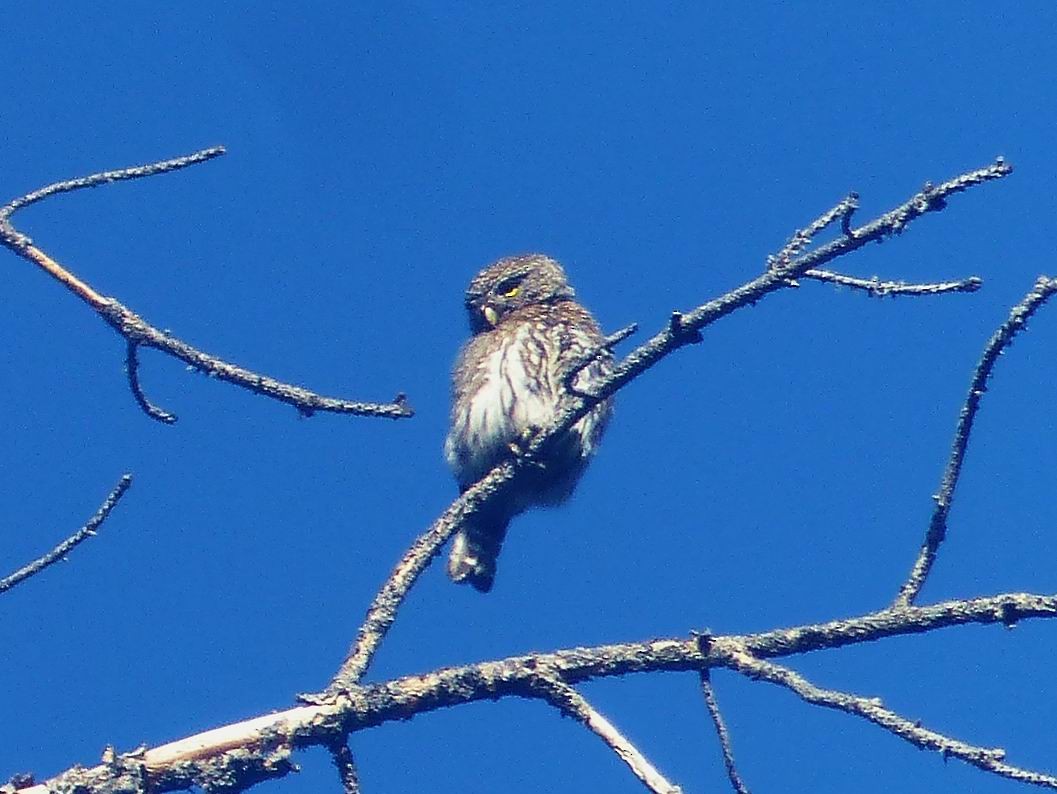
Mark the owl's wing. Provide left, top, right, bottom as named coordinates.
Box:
left=547, top=303, right=614, bottom=397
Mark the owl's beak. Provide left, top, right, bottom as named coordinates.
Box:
left=482, top=305, right=499, bottom=327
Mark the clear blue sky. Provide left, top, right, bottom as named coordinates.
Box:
left=3, top=4, right=1056, bottom=792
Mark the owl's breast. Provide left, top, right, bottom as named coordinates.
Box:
left=445, top=324, right=560, bottom=486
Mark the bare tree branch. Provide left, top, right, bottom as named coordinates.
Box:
left=6, top=160, right=1022, bottom=794
left=0, top=148, right=226, bottom=225
left=528, top=670, right=681, bottom=794
left=699, top=670, right=751, bottom=794
left=125, top=341, right=177, bottom=424
left=0, top=149, right=414, bottom=423
left=601, top=161, right=1008, bottom=407
left=326, top=161, right=1010, bottom=695
left=18, top=590, right=1057, bottom=794
left=768, top=193, right=859, bottom=268
left=894, top=275, right=1057, bottom=607
left=803, top=269, right=983, bottom=297
left=0, top=474, right=132, bottom=595
left=325, top=462, right=517, bottom=693
left=718, top=643, right=1057, bottom=789
left=329, top=742, right=361, bottom=794
left=769, top=192, right=982, bottom=297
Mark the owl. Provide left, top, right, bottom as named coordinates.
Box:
left=444, top=254, right=614, bottom=592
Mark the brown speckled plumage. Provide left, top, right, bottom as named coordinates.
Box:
left=444, top=254, right=613, bottom=592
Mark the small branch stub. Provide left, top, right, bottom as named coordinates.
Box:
left=668, top=311, right=702, bottom=344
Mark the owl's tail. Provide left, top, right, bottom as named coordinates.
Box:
left=447, top=518, right=509, bottom=593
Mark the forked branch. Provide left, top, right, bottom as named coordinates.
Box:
left=718, top=643, right=1057, bottom=788
left=18, top=591, right=1057, bottom=794
left=0, top=149, right=413, bottom=423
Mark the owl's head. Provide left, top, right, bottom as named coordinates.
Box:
left=464, top=254, right=575, bottom=333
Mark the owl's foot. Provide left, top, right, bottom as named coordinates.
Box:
left=509, top=427, right=548, bottom=469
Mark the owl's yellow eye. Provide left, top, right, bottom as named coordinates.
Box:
left=502, top=286, right=521, bottom=298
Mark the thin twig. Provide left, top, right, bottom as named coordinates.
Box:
left=769, top=194, right=860, bottom=268
left=718, top=643, right=1057, bottom=789
left=324, top=160, right=1010, bottom=693
left=562, top=321, right=638, bottom=397
left=0, top=148, right=226, bottom=229
left=699, top=670, right=750, bottom=794
left=604, top=322, right=639, bottom=347
left=894, top=275, right=1057, bottom=607
left=126, top=341, right=177, bottom=424
left=0, top=149, right=414, bottom=423
left=528, top=670, right=682, bottom=794
left=329, top=742, right=361, bottom=794
left=805, top=269, right=983, bottom=297
left=0, top=474, right=133, bottom=594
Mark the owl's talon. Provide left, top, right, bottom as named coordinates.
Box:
left=568, top=385, right=602, bottom=404
left=510, top=427, right=546, bottom=465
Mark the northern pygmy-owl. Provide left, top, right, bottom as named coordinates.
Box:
left=444, top=254, right=614, bottom=592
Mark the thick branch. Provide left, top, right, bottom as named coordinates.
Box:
left=894, top=275, right=1057, bottom=606
left=0, top=474, right=132, bottom=594
left=327, top=161, right=1010, bottom=692
left=0, top=149, right=413, bottom=423
left=19, top=590, right=1057, bottom=794
left=719, top=645, right=1057, bottom=789
left=528, top=671, right=681, bottom=794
